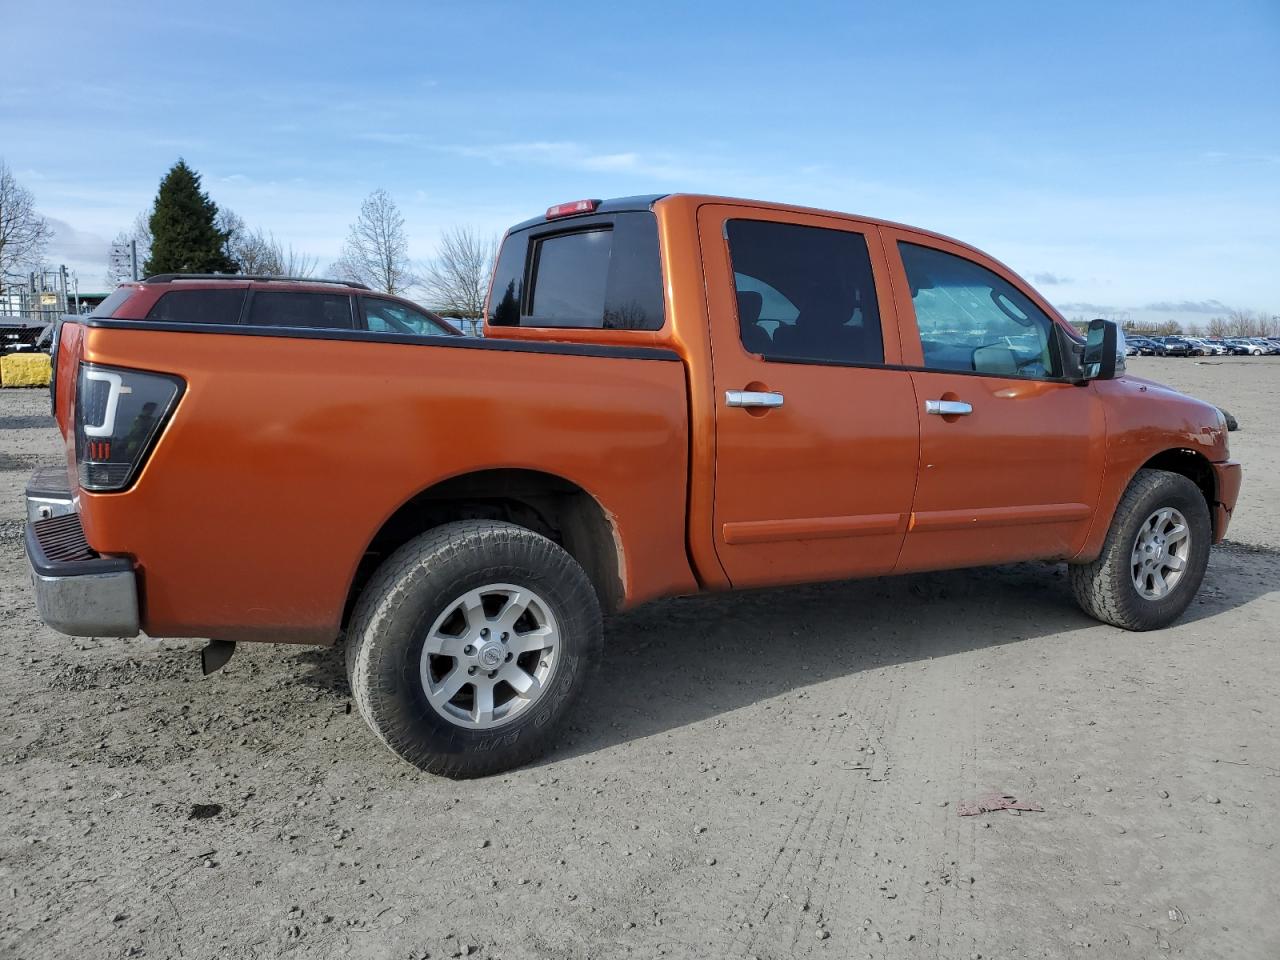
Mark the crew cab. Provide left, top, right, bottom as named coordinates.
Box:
left=25, top=194, right=1242, bottom=777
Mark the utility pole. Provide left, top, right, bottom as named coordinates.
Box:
left=131, top=240, right=139, bottom=281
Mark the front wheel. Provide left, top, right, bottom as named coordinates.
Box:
left=346, top=520, right=603, bottom=777
left=1069, top=469, right=1211, bottom=631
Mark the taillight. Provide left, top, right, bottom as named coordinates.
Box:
left=75, top=363, right=184, bottom=491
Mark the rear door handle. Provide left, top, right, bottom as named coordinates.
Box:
left=925, top=399, right=973, bottom=416
left=726, top=389, right=784, bottom=409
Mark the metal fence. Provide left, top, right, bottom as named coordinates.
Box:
left=1, top=268, right=86, bottom=327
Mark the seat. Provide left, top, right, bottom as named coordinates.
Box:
left=736, top=291, right=772, bottom=355
left=772, top=310, right=874, bottom=364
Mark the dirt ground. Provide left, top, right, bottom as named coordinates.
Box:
left=1, top=358, right=1277, bottom=960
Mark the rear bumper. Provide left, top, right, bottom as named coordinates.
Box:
left=25, top=508, right=139, bottom=638
left=1211, top=459, right=1243, bottom=543
left=25, top=464, right=75, bottom=522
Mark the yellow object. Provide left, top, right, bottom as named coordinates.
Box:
left=0, top=352, right=52, bottom=388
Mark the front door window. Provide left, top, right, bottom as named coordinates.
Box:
left=898, top=242, right=1060, bottom=379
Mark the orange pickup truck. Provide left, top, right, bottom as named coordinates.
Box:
left=26, top=194, right=1242, bottom=777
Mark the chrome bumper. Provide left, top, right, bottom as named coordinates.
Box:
left=25, top=502, right=139, bottom=639
left=25, top=464, right=75, bottom=522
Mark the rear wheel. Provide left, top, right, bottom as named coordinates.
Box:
left=346, top=520, right=602, bottom=777
left=1069, top=469, right=1211, bottom=630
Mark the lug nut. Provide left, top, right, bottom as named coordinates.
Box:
left=463, top=645, right=475, bottom=656
left=488, top=671, right=497, bottom=679
left=467, top=666, right=477, bottom=675
left=501, top=632, right=509, bottom=642
left=505, top=652, right=513, bottom=662
left=480, top=628, right=489, bottom=638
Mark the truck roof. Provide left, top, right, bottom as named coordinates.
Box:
left=508, top=193, right=1007, bottom=266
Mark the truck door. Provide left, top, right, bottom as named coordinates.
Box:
left=881, top=228, right=1106, bottom=571
left=697, top=204, right=921, bottom=588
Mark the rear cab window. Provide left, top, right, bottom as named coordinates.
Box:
left=487, top=210, right=665, bottom=331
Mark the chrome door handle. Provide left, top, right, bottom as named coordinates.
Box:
left=925, top=399, right=973, bottom=416
left=726, top=389, right=784, bottom=409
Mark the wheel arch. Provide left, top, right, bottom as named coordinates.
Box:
left=343, top=469, right=626, bottom=628
left=1139, top=448, right=1215, bottom=516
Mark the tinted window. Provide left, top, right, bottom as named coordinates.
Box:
left=601, top=214, right=664, bottom=330
left=91, top=286, right=139, bottom=318
left=361, top=297, right=452, bottom=336
left=245, top=291, right=353, bottom=329
left=488, top=237, right=525, bottom=327
left=899, top=243, right=1058, bottom=378
left=487, top=212, right=664, bottom=330
left=726, top=220, right=883, bottom=365
left=145, top=289, right=245, bottom=324
left=530, top=230, right=611, bottom=327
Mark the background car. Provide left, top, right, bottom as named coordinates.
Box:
left=1126, top=335, right=1155, bottom=355
left=1242, top=338, right=1275, bottom=356
left=1198, top=338, right=1225, bottom=356
left=86, top=275, right=460, bottom=338
left=1213, top=338, right=1249, bottom=355
left=1160, top=336, right=1193, bottom=357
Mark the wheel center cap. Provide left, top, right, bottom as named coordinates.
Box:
left=477, top=641, right=504, bottom=668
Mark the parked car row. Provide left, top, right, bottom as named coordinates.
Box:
left=1125, top=334, right=1280, bottom=357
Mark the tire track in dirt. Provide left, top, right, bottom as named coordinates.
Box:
left=723, top=651, right=908, bottom=958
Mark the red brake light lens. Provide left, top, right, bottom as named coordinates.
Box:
left=545, top=199, right=600, bottom=220
left=75, top=363, right=184, bottom=491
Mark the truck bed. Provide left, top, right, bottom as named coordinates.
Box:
left=60, top=320, right=697, bottom=643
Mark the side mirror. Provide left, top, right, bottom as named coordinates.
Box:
left=1082, top=318, right=1124, bottom=380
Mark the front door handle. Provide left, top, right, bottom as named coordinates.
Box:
left=726, top=389, right=784, bottom=409
left=925, top=399, right=973, bottom=416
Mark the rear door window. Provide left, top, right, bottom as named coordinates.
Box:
left=726, top=219, right=884, bottom=365
left=145, top=289, right=246, bottom=324
left=245, top=291, right=354, bottom=329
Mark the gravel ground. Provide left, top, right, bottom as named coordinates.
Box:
left=1, top=358, right=1278, bottom=960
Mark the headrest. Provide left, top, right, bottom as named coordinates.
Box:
left=736, top=290, right=763, bottom=325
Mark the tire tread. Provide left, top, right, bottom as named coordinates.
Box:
left=345, top=520, right=601, bottom=777
left=1069, top=469, right=1210, bottom=631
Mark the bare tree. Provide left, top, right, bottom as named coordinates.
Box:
left=334, top=189, right=415, bottom=294
left=1221, top=307, right=1280, bottom=337
left=421, top=226, right=497, bottom=317
left=214, top=208, right=318, bottom=278
left=217, top=208, right=248, bottom=270
left=0, top=160, right=53, bottom=287
left=130, top=209, right=153, bottom=268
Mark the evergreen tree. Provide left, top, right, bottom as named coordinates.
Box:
left=143, top=159, right=237, bottom=275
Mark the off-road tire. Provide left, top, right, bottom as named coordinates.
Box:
left=346, top=520, right=602, bottom=777
left=1069, top=469, right=1211, bottom=631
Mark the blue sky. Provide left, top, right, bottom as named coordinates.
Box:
left=4, top=0, right=1277, bottom=324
